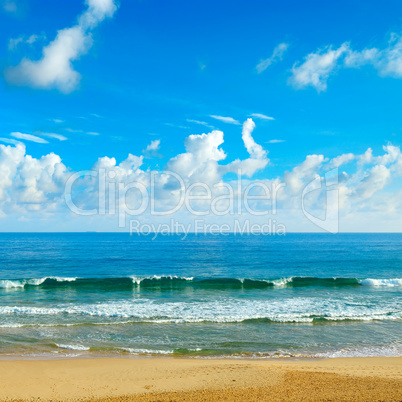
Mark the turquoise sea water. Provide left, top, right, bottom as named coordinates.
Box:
left=0, top=233, right=401, bottom=359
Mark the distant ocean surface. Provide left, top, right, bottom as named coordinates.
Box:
left=0, top=233, right=401, bottom=359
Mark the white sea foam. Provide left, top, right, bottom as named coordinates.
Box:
left=122, top=347, right=174, bottom=355
left=1, top=296, right=401, bottom=323
left=315, top=344, right=402, bottom=358
left=56, top=344, right=90, bottom=351
left=359, top=278, right=402, bottom=287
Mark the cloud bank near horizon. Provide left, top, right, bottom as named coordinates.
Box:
left=0, top=118, right=401, bottom=231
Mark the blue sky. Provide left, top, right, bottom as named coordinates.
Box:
left=1, top=0, right=402, bottom=231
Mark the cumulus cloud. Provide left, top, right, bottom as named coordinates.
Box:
left=291, top=32, right=402, bottom=91
left=5, top=0, right=118, bottom=93
left=226, top=119, right=269, bottom=177
left=165, top=119, right=269, bottom=186
left=249, top=113, right=275, bottom=120
left=1, top=120, right=402, bottom=232
left=241, top=119, right=267, bottom=160
left=345, top=34, right=402, bottom=78
left=355, top=165, right=391, bottom=199
left=329, top=153, right=355, bottom=168
left=143, top=139, right=161, bottom=158
left=359, top=148, right=373, bottom=165
left=210, top=115, right=240, bottom=125
left=167, top=130, right=227, bottom=184
left=10, top=132, right=48, bottom=144
left=256, top=43, right=289, bottom=73
left=284, top=154, right=325, bottom=194
left=0, top=143, right=67, bottom=211
left=290, top=43, right=350, bottom=91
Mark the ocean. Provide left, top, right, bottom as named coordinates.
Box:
left=0, top=233, right=401, bottom=359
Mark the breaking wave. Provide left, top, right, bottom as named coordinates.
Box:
left=0, top=275, right=401, bottom=290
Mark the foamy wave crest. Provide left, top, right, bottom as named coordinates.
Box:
left=271, top=277, right=294, bottom=287
left=359, top=278, right=402, bottom=287
left=56, top=344, right=90, bottom=351
left=0, top=280, right=25, bottom=289
left=0, top=277, right=78, bottom=289
left=130, top=275, right=194, bottom=285
left=2, top=276, right=400, bottom=290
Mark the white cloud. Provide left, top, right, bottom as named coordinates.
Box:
left=166, top=118, right=268, bottom=182
left=1, top=121, right=402, bottom=232
left=186, top=119, right=214, bottom=129
left=8, top=34, right=45, bottom=50
left=283, top=154, right=325, bottom=194
left=290, top=43, right=350, bottom=91
left=359, top=148, right=373, bottom=165
left=355, top=165, right=391, bottom=199
left=0, top=137, right=20, bottom=145
left=143, top=139, right=161, bottom=158
left=267, top=139, right=285, bottom=144
left=167, top=130, right=227, bottom=185
left=241, top=118, right=267, bottom=160
left=8, top=37, right=23, bottom=50
left=2, top=0, right=17, bottom=13
left=5, top=0, right=118, bottom=93
left=329, top=153, right=355, bottom=168
left=165, top=123, right=190, bottom=129
left=256, top=43, right=289, bottom=73
left=210, top=115, right=240, bottom=125
left=0, top=143, right=67, bottom=210
left=292, top=32, right=402, bottom=91
left=249, top=113, right=275, bottom=120
left=38, top=132, right=68, bottom=141
left=10, top=132, right=48, bottom=144
left=49, top=118, right=64, bottom=124
left=87, top=131, right=100, bottom=136
left=344, top=48, right=379, bottom=68
left=145, top=139, right=160, bottom=151
left=226, top=119, right=269, bottom=177
left=344, top=34, right=402, bottom=78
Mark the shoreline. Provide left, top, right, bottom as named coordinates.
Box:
left=0, top=350, right=395, bottom=362
left=0, top=351, right=330, bottom=361
left=0, top=356, right=400, bottom=401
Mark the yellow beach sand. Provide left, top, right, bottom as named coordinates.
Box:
left=0, top=357, right=401, bottom=401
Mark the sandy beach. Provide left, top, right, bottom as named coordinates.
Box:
left=0, top=356, right=400, bottom=401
